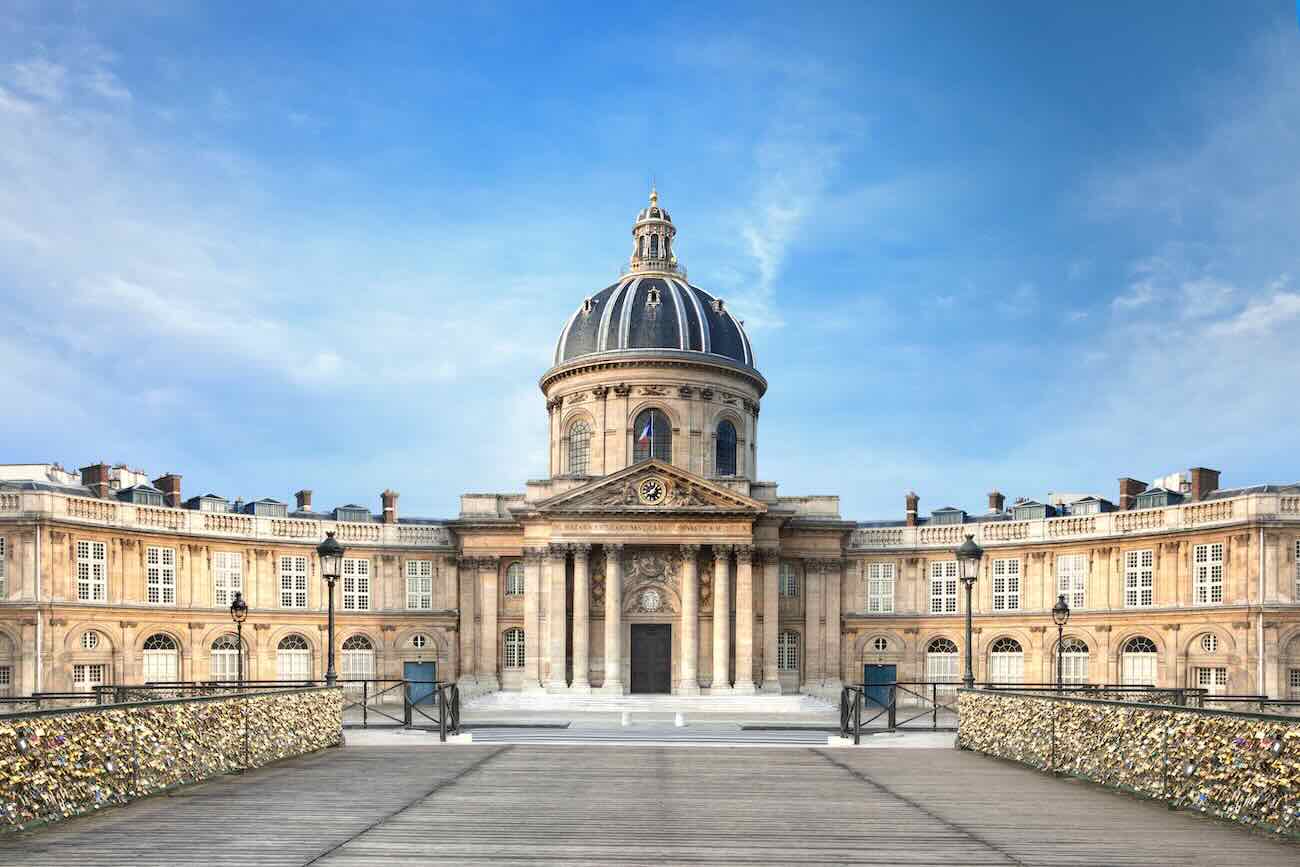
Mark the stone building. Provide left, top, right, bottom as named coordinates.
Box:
left=2, top=191, right=1299, bottom=701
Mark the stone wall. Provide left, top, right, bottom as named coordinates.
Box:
left=957, top=688, right=1300, bottom=837
left=0, top=686, right=341, bottom=832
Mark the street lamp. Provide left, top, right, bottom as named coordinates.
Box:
left=955, top=533, right=984, bottom=689
left=316, top=531, right=345, bottom=688
left=229, top=590, right=248, bottom=688
left=1052, top=593, right=1071, bottom=692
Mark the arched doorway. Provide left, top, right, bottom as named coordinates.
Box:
left=1121, top=635, right=1159, bottom=686
left=142, top=633, right=180, bottom=683
left=277, top=634, right=312, bottom=680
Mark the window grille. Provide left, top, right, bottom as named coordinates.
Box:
left=405, top=560, right=433, bottom=609
left=80, top=630, right=99, bottom=650
left=1057, top=637, right=1090, bottom=685
left=777, top=630, right=799, bottom=671
left=1295, top=540, right=1300, bottom=600
left=926, top=638, right=959, bottom=689
left=505, top=562, right=525, bottom=596
left=1056, top=554, right=1088, bottom=609
left=411, top=634, right=428, bottom=649
left=210, top=634, right=243, bottom=680
left=929, top=561, right=958, bottom=614
left=715, top=420, right=737, bottom=476
left=568, top=420, right=592, bottom=475
left=73, top=663, right=106, bottom=692
left=866, top=563, right=895, bottom=613
left=1125, top=549, right=1154, bottom=607
left=213, top=551, right=242, bottom=607
left=1290, top=669, right=1300, bottom=700
left=280, top=556, right=308, bottom=608
left=142, top=633, right=178, bottom=682
left=146, top=546, right=176, bottom=605
left=503, top=627, right=525, bottom=668
left=342, top=558, right=371, bottom=611
left=0, top=537, right=5, bottom=597
left=1121, top=635, right=1159, bottom=685
left=340, top=635, right=374, bottom=697
left=76, top=540, right=107, bottom=602
left=991, top=559, right=1020, bottom=611
left=1192, top=543, right=1224, bottom=605
left=778, top=561, right=799, bottom=597
left=1196, top=666, right=1227, bottom=695
left=871, top=636, right=889, bottom=653
left=277, top=634, right=311, bottom=680
left=989, top=637, right=1024, bottom=684
left=1199, top=633, right=1218, bottom=653
left=0, top=666, right=10, bottom=697
left=631, top=408, right=672, bottom=463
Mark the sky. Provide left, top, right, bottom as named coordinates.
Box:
left=2, top=2, right=1299, bottom=521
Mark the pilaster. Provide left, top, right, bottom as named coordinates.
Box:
left=711, top=545, right=732, bottom=693
left=522, top=548, right=544, bottom=692
left=760, top=548, right=780, bottom=692
left=678, top=543, right=701, bottom=694
left=545, top=544, right=568, bottom=691
left=571, top=543, right=591, bottom=692
left=733, top=545, right=756, bottom=694
left=600, top=543, right=625, bottom=694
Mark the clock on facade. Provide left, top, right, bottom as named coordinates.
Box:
left=637, top=476, right=668, bottom=505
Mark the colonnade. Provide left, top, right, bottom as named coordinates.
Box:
left=518, top=542, right=784, bottom=694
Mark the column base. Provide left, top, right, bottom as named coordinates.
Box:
left=475, top=675, right=501, bottom=691
left=522, top=681, right=547, bottom=694
left=598, top=680, right=625, bottom=695
left=569, top=681, right=592, bottom=695
left=760, top=678, right=782, bottom=694
left=545, top=681, right=569, bottom=693
left=709, top=685, right=733, bottom=695
left=675, top=681, right=701, bottom=696
left=731, top=680, right=757, bottom=695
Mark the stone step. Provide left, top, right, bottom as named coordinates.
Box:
left=464, top=691, right=836, bottom=715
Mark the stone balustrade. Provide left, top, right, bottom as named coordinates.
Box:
left=0, top=686, right=341, bottom=833
left=957, top=689, right=1300, bottom=837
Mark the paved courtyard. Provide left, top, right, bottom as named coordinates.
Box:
left=2, top=744, right=1295, bottom=866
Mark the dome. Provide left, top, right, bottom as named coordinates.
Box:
left=553, top=276, right=755, bottom=368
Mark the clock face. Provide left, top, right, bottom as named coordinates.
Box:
left=637, top=476, right=668, bottom=505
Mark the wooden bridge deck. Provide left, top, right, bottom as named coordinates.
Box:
left=3, top=745, right=1295, bottom=866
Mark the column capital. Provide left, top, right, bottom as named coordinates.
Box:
left=523, top=546, right=546, bottom=564
left=605, top=542, right=625, bottom=555
left=546, top=543, right=568, bottom=559
left=735, top=545, right=754, bottom=564
left=457, top=555, right=479, bottom=568
left=477, top=555, right=500, bottom=568
left=713, top=544, right=734, bottom=557
left=680, top=543, right=701, bottom=555
left=569, top=542, right=592, bottom=554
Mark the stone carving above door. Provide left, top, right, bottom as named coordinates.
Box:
left=622, top=548, right=681, bottom=592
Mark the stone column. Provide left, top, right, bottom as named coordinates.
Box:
left=761, top=550, right=781, bottom=692
left=823, top=558, right=843, bottom=690
left=571, top=543, right=591, bottom=693
left=522, top=548, right=544, bottom=692
left=733, top=546, right=756, bottom=694
left=545, top=545, right=568, bottom=691
left=477, top=557, right=500, bottom=689
left=600, top=544, right=625, bottom=694
left=679, top=544, right=701, bottom=695
left=456, top=555, right=476, bottom=686
left=804, top=559, right=823, bottom=688
left=711, top=545, right=732, bottom=692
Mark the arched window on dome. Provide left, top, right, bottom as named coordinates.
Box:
left=632, top=409, right=672, bottom=463
left=568, top=420, right=591, bottom=476
left=649, top=234, right=659, bottom=258
left=715, top=420, right=737, bottom=476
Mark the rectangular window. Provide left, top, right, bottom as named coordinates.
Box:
left=1290, top=669, right=1300, bottom=700
left=866, top=562, right=895, bottom=613
left=73, top=663, right=106, bottom=692
left=991, top=558, right=1021, bottom=611
left=213, top=551, right=242, bottom=607
left=1193, top=543, right=1224, bottom=605
left=406, top=560, right=433, bottom=610
left=929, top=560, right=958, bottom=614
left=0, top=536, right=6, bottom=597
left=1196, top=666, right=1227, bottom=696
left=778, top=562, right=799, bottom=598
left=1294, top=540, right=1299, bottom=601
left=0, top=665, right=10, bottom=697
left=1125, top=549, right=1154, bottom=607
left=280, top=556, right=308, bottom=608
left=77, top=540, right=107, bottom=602
left=146, top=546, right=176, bottom=604
left=1056, top=554, right=1088, bottom=609
left=342, top=558, right=371, bottom=611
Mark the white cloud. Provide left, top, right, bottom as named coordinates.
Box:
left=12, top=58, right=66, bottom=102
left=85, top=67, right=130, bottom=102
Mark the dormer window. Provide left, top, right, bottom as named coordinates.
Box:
left=243, top=498, right=288, bottom=517
left=117, top=485, right=164, bottom=507
left=333, top=505, right=372, bottom=523
left=1012, top=501, right=1056, bottom=521
left=1135, top=488, right=1183, bottom=509
left=645, top=287, right=661, bottom=310
left=582, top=297, right=596, bottom=315
left=712, top=298, right=725, bottom=313
left=930, top=507, right=966, bottom=526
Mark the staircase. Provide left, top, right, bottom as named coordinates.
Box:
left=464, top=690, right=835, bottom=715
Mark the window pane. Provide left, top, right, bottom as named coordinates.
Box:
left=632, top=409, right=672, bottom=463
left=715, top=421, right=737, bottom=476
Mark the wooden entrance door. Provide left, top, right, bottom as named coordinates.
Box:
left=630, top=624, right=672, bottom=694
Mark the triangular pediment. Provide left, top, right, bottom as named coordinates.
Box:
left=535, top=460, right=766, bottom=515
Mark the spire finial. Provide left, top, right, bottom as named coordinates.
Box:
left=649, top=181, right=658, bottom=206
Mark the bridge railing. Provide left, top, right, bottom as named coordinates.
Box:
left=956, top=687, right=1300, bottom=838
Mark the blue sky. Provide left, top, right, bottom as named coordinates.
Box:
left=2, top=2, right=1298, bottom=520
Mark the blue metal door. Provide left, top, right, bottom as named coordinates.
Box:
left=404, top=661, right=437, bottom=705
left=863, top=664, right=896, bottom=710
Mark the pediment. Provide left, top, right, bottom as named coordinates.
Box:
left=535, top=460, right=766, bottom=515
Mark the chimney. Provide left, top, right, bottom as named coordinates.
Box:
left=152, top=473, right=182, bottom=509
left=1189, top=467, right=1220, bottom=502
left=987, top=490, right=1005, bottom=514
left=79, top=463, right=111, bottom=499
left=1118, top=477, right=1146, bottom=511
left=381, top=489, right=399, bottom=524
left=295, top=489, right=313, bottom=512
left=905, top=491, right=919, bottom=527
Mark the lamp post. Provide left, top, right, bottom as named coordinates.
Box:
left=1052, top=593, right=1071, bottom=693
left=955, top=533, right=984, bottom=689
left=317, top=531, right=345, bottom=687
left=229, top=590, right=248, bottom=689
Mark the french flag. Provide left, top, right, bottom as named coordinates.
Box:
left=638, top=416, right=653, bottom=445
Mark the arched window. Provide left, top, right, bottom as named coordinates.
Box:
left=1191, top=633, right=1226, bottom=695
left=503, top=627, right=525, bottom=669
left=1121, top=635, right=1159, bottom=686
left=989, top=637, right=1024, bottom=685
left=1057, top=637, right=1090, bottom=686
left=871, top=636, right=889, bottom=653
left=80, top=630, right=100, bottom=650
left=505, top=562, right=525, bottom=596
left=568, top=420, right=592, bottom=475
left=210, top=634, right=244, bottom=681
left=341, top=635, right=375, bottom=695
left=0, top=634, right=13, bottom=697
left=649, top=234, right=659, bottom=257
left=715, top=420, right=737, bottom=476
left=926, top=638, right=959, bottom=686
left=142, top=633, right=179, bottom=683
left=277, top=634, right=312, bottom=680
left=777, top=630, right=799, bottom=671
left=779, top=561, right=798, bottom=597
left=1198, top=633, right=1218, bottom=654
left=632, top=408, right=672, bottom=463
left=410, top=634, right=429, bottom=650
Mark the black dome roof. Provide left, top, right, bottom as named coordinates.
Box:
left=553, top=276, right=755, bottom=369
